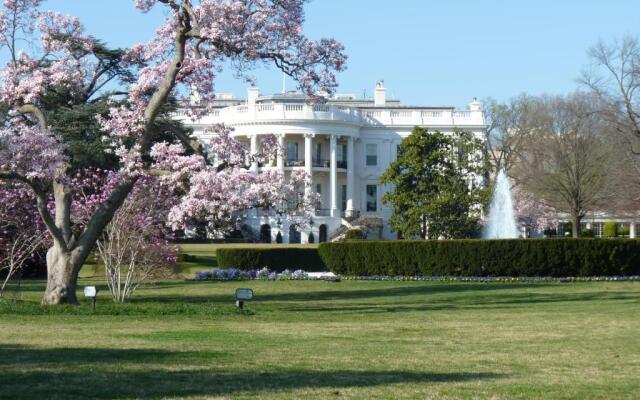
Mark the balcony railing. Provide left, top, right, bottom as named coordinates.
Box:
left=175, top=103, right=484, bottom=127
left=312, top=159, right=348, bottom=169
left=284, top=159, right=305, bottom=167
left=312, top=158, right=330, bottom=168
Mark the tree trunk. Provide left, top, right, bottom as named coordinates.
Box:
left=572, top=214, right=581, bottom=238
left=41, top=245, right=81, bottom=305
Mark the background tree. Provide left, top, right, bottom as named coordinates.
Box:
left=512, top=94, right=613, bottom=237
left=71, top=170, right=178, bottom=302
left=581, top=36, right=640, bottom=214
left=95, top=180, right=178, bottom=303
left=0, top=0, right=346, bottom=304
left=0, top=182, right=48, bottom=296
left=482, top=95, right=541, bottom=179
left=380, top=128, right=486, bottom=239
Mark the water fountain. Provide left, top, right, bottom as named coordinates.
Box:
left=483, top=169, right=520, bottom=239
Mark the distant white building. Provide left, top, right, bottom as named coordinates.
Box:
left=179, top=82, right=486, bottom=242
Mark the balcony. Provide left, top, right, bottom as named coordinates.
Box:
left=312, top=159, right=348, bottom=169
left=175, top=103, right=485, bottom=128
left=313, top=158, right=330, bottom=168
left=284, top=159, right=305, bottom=167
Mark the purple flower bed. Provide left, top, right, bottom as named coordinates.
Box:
left=194, top=268, right=311, bottom=281
left=194, top=269, right=639, bottom=283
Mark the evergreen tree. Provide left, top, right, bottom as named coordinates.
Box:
left=380, top=127, right=487, bottom=239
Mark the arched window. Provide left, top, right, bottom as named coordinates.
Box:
left=260, top=224, right=271, bottom=243
left=289, top=224, right=301, bottom=244
left=319, top=224, right=328, bottom=243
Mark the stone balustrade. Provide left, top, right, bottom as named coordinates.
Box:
left=175, top=103, right=485, bottom=127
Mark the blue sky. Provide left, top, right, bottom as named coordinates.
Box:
left=49, top=0, right=640, bottom=108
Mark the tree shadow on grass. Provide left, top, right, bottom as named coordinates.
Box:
left=0, top=346, right=505, bottom=399
left=0, top=345, right=228, bottom=366
left=133, top=282, right=553, bottom=305
left=280, top=291, right=640, bottom=313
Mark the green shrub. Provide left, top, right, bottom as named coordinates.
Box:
left=619, top=226, right=631, bottom=237
left=603, top=221, right=618, bottom=238
left=318, top=239, right=640, bottom=277
left=217, top=248, right=326, bottom=272
left=344, top=227, right=364, bottom=240
left=275, top=231, right=283, bottom=243
left=308, top=232, right=315, bottom=243
left=581, top=228, right=593, bottom=238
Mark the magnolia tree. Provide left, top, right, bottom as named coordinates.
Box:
left=511, top=186, right=558, bottom=235
left=0, top=0, right=346, bottom=304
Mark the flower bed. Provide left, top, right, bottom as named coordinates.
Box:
left=194, top=269, right=640, bottom=283
left=194, top=267, right=333, bottom=281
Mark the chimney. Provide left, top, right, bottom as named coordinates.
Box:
left=247, top=87, right=260, bottom=106
left=374, top=80, right=386, bottom=106
left=469, top=97, right=481, bottom=112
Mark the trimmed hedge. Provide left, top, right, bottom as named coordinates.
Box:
left=318, top=239, right=640, bottom=277
left=216, top=248, right=327, bottom=272
left=603, top=222, right=618, bottom=238
left=344, top=227, right=364, bottom=240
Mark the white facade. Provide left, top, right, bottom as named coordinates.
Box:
left=179, top=82, right=486, bottom=242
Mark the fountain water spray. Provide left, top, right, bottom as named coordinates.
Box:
left=483, top=170, right=520, bottom=239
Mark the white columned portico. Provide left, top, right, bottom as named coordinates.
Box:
left=304, top=133, right=314, bottom=197
left=249, top=134, right=258, bottom=173
left=330, top=135, right=338, bottom=217
left=276, top=133, right=285, bottom=172
left=346, top=136, right=355, bottom=216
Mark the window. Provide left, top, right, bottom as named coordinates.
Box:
left=366, top=184, right=377, bottom=212
left=340, top=185, right=347, bottom=212
left=366, top=143, right=378, bottom=166
left=287, top=141, right=298, bottom=161
left=316, top=183, right=322, bottom=194
left=337, top=143, right=347, bottom=163
left=315, top=142, right=322, bottom=162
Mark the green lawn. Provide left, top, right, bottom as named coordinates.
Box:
left=0, top=279, right=639, bottom=399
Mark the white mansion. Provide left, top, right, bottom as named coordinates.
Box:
left=180, top=82, right=486, bottom=242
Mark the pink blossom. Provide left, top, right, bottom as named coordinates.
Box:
left=512, top=186, right=559, bottom=232
left=0, top=125, right=67, bottom=180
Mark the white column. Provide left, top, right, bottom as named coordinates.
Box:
left=346, top=136, right=355, bottom=216
left=304, top=133, right=314, bottom=198
left=330, top=135, right=338, bottom=217
left=250, top=134, right=258, bottom=173
left=631, top=222, right=636, bottom=239
left=277, top=134, right=285, bottom=172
